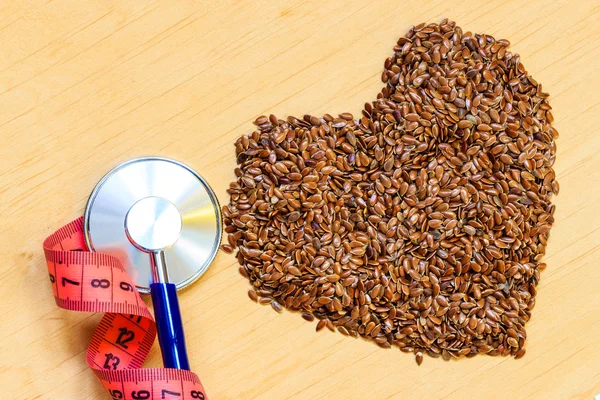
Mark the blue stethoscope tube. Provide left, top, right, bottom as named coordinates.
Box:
left=149, top=251, right=190, bottom=370
left=150, top=282, right=190, bottom=370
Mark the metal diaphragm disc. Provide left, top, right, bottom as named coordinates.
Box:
left=84, top=157, right=222, bottom=293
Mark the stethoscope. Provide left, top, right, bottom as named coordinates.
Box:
left=83, top=157, right=222, bottom=369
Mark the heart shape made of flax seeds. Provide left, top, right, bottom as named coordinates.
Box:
left=222, top=19, right=559, bottom=364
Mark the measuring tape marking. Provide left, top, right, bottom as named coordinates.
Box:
left=44, top=217, right=207, bottom=400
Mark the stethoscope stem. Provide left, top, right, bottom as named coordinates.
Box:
left=151, top=251, right=170, bottom=283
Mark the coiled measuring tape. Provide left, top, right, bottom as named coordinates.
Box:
left=44, top=218, right=207, bottom=399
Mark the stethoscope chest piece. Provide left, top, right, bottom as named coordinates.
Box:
left=83, top=157, right=222, bottom=293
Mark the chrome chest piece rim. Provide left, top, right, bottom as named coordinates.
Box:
left=83, top=157, right=222, bottom=293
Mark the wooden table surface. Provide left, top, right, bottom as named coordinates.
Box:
left=1, top=0, right=599, bottom=399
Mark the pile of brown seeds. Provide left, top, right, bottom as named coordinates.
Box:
left=222, top=19, right=558, bottom=363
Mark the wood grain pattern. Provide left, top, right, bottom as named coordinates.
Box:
left=0, top=1, right=598, bottom=398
